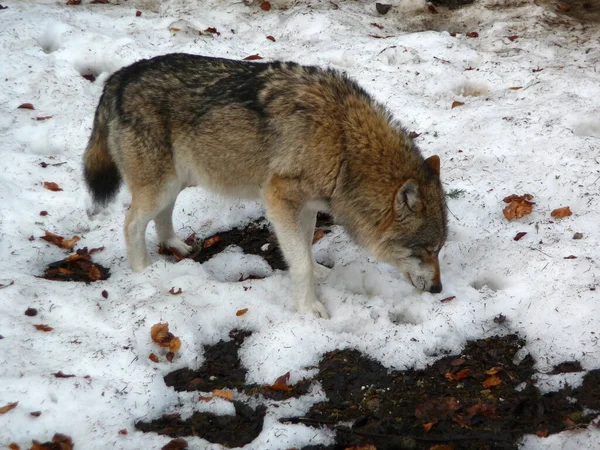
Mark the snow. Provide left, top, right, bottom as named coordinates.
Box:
left=0, top=0, right=599, bottom=448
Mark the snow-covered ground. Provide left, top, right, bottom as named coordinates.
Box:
left=1, top=0, right=599, bottom=448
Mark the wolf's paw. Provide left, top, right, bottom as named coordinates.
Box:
left=313, top=263, right=331, bottom=281
left=298, top=300, right=330, bottom=319
left=161, top=238, right=192, bottom=257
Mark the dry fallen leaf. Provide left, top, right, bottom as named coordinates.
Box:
left=53, top=371, right=75, bottom=378
left=423, top=421, right=435, bottom=432
left=34, top=324, right=53, bottom=332
left=514, top=232, right=527, bottom=241
left=203, top=235, right=221, bottom=248
left=18, top=103, right=35, bottom=110
left=204, top=27, right=220, bottom=36
left=149, top=353, right=159, bottom=363
left=151, top=323, right=172, bottom=346
left=482, top=375, right=502, bottom=388
left=43, top=181, right=63, bottom=192
left=243, top=54, right=263, bottom=60
left=503, top=194, right=535, bottom=221
left=507, top=35, right=519, bottom=41
left=30, top=411, right=42, bottom=417
left=445, top=368, right=471, bottom=381
left=260, top=0, right=271, bottom=11
left=236, top=308, right=249, bottom=316
left=312, top=229, right=325, bottom=244
left=451, top=101, right=465, bottom=109
left=0, top=402, right=18, bottom=414
left=40, top=230, right=80, bottom=250
left=212, top=389, right=234, bottom=401
left=166, top=351, right=175, bottom=362
left=135, top=10, right=142, bottom=16
left=66, top=0, right=81, bottom=4
left=266, top=35, right=276, bottom=42
left=508, top=86, right=522, bottom=90
left=485, top=366, right=504, bottom=375
left=440, top=296, right=456, bottom=303
left=169, top=287, right=183, bottom=295
left=25, top=307, right=38, bottom=317
left=30, top=433, right=74, bottom=450
left=536, top=428, right=549, bottom=437
left=169, top=337, right=182, bottom=353
left=551, top=206, right=572, bottom=219
left=466, top=31, right=479, bottom=38
left=270, top=371, right=292, bottom=391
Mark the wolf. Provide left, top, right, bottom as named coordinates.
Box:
left=83, top=53, right=447, bottom=318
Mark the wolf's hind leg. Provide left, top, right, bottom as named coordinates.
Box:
left=154, top=186, right=192, bottom=257
left=125, top=193, right=156, bottom=272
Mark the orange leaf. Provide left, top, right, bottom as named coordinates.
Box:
left=445, top=368, right=471, bottom=381
left=34, top=324, right=53, bottom=332
left=451, top=101, right=464, bottom=109
left=203, top=235, right=221, bottom=248
left=260, top=0, right=271, bottom=11
left=18, top=103, right=35, bottom=110
left=484, top=366, right=504, bottom=375
left=482, top=375, right=502, bottom=388
left=43, top=181, right=63, bottom=192
left=0, top=402, right=18, bottom=414
left=244, top=54, right=263, bottom=61
left=236, top=308, right=249, bottom=316
left=40, top=231, right=80, bottom=250
left=149, top=353, right=159, bottom=363
left=170, top=27, right=181, bottom=32
left=423, top=421, right=435, bottom=432
left=212, top=389, right=233, bottom=401
left=270, top=371, right=292, bottom=391
left=9, top=443, right=20, bottom=450
left=169, top=337, right=182, bottom=353
left=312, top=229, right=325, bottom=244
left=502, top=194, right=535, bottom=221
left=151, top=322, right=172, bottom=346
left=551, top=206, right=572, bottom=219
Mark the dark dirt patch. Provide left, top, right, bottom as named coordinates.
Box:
left=42, top=247, right=110, bottom=282
left=183, top=213, right=333, bottom=271
left=137, top=331, right=599, bottom=449
left=430, top=0, right=475, bottom=9
left=538, top=0, right=600, bottom=23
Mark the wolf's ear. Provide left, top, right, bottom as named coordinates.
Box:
left=424, top=155, right=440, bottom=177
left=396, top=179, right=421, bottom=214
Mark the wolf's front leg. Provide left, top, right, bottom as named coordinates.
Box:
left=264, top=177, right=329, bottom=319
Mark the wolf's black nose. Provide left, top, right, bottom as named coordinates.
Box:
left=430, top=283, right=442, bottom=294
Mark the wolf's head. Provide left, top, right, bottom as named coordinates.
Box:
left=370, top=155, right=447, bottom=293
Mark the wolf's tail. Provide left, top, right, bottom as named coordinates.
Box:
left=83, top=94, right=122, bottom=206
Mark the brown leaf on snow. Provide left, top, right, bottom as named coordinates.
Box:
left=40, top=231, right=80, bottom=250
left=198, top=389, right=233, bottom=401
left=149, top=353, right=159, bottom=363
left=370, top=22, right=384, bottom=29
left=162, top=438, right=189, bottom=450
left=513, top=232, right=527, bottom=241
left=451, top=101, right=464, bottom=109
left=243, top=54, right=263, bottom=60
left=151, top=322, right=182, bottom=353
left=502, top=194, right=535, bottom=221
left=0, top=402, right=18, bottom=414
left=66, top=0, right=81, bottom=4
left=270, top=371, right=292, bottom=391
left=445, top=368, right=471, bottom=382
left=43, top=181, right=63, bottom=192
left=169, top=287, right=183, bottom=295
left=34, top=324, right=53, bottom=332
left=266, top=35, right=276, bottom=42
left=9, top=443, right=20, bottom=450
left=482, top=375, right=503, bottom=388
left=166, top=351, right=175, bottom=362
left=135, top=10, right=142, bottom=16
left=312, top=229, right=325, bottom=244
left=90, top=0, right=110, bottom=3
left=508, top=86, right=522, bottom=90
left=466, top=31, right=479, bottom=38
left=440, top=296, right=456, bottom=303
left=30, top=433, right=73, bottom=450
left=204, top=27, right=220, bottom=36
left=25, top=307, right=38, bottom=316
left=18, top=103, right=35, bottom=110
left=551, top=206, right=572, bottom=219
left=260, top=0, right=271, bottom=11
left=169, top=337, right=182, bottom=353
left=507, top=35, right=519, bottom=41
left=236, top=308, right=249, bottom=316
left=30, top=411, right=42, bottom=417
left=35, top=116, right=53, bottom=121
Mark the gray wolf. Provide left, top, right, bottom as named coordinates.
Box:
left=83, top=53, right=447, bottom=318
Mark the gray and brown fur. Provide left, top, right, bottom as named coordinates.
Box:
left=83, top=53, right=447, bottom=318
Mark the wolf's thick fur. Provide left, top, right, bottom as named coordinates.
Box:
left=83, top=54, right=447, bottom=318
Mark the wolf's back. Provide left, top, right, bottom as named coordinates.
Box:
left=83, top=92, right=122, bottom=206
